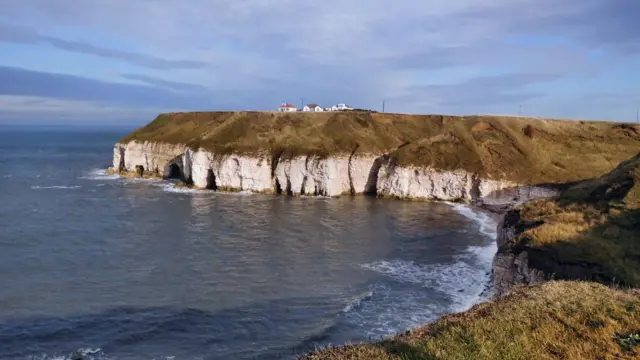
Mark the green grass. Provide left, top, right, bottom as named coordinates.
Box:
left=121, top=111, right=640, bottom=185
left=302, top=282, right=640, bottom=360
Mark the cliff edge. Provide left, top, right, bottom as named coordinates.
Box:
left=494, top=153, right=640, bottom=296
left=304, top=153, right=640, bottom=359
left=112, top=111, right=640, bottom=201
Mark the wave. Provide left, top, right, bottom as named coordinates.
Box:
left=362, top=204, right=498, bottom=315
left=448, top=203, right=498, bottom=306
left=80, top=169, right=120, bottom=181
left=342, top=291, right=374, bottom=313
left=27, top=348, right=105, bottom=360
left=156, top=183, right=215, bottom=194
left=447, top=202, right=498, bottom=239
left=31, top=185, right=81, bottom=190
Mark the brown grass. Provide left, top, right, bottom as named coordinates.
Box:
left=511, top=153, right=640, bottom=287
left=302, top=281, right=640, bottom=360
left=120, top=111, right=640, bottom=185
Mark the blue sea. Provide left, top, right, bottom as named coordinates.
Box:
left=0, top=126, right=497, bottom=360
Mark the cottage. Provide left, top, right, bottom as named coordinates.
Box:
left=331, top=103, right=353, bottom=111
left=277, top=103, right=297, bottom=112
left=302, top=104, right=323, bottom=112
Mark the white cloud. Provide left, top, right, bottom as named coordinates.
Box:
left=1, top=0, right=639, bottom=118
left=0, top=95, right=172, bottom=122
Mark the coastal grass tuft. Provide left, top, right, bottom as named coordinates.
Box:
left=121, top=111, right=640, bottom=185
left=513, top=153, right=640, bottom=287
left=301, top=281, right=640, bottom=360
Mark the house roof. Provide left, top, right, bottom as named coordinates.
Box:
left=279, top=103, right=295, bottom=108
left=306, top=104, right=319, bottom=108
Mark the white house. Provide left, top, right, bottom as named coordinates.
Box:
left=302, top=104, right=323, bottom=112
left=277, top=103, right=297, bottom=112
left=331, top=103, right=353, bottom=111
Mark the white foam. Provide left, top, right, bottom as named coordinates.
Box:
left=447, top=202, right=498, bottom=239
left=80, top=169, right=120, bottom=180
left=122, top=177, right=163, bottom=185
left=450, top=203, right=498, bottom=306
left=31, top=348, right=104, bottom=360
left=362, top=205, right=499, bottom=316
left=342, top=291, right=374, bottom=313
left=362, top=258, right=490, bottom=314
left=342, top=283, right=440, bottom=338
left=31, top=185, right=81, bottom=189
left=159, top=183, right=215, bottom=194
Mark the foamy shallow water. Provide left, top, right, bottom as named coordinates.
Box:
left=0, top=128, right=498, bottom=360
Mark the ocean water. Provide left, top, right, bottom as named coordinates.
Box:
left=0, top=127, right=498, bottom=360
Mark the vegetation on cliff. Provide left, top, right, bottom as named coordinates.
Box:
left=302, top=282, right=640, bottom=360
left=305, top=153, right=640, bottom=360
left=121, top=111, right=640, bottom=185
left=510, top=153, right=640, bottom=287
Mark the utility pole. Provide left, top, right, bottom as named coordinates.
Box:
left=300, top=98, right=304, bottom=110
left=636, top=106, right=639, bottom=123
left=382, top=100, right=386, bottom=113
left=519, top=104, right=522, bottom=116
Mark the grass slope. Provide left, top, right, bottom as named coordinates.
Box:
left=121, top=112, right=640, bottom=184
left=512, top=153, right=640, bottom=287
left=302, top=282, right=640, bottom=360
left=305, top=154, right=640, bottom=360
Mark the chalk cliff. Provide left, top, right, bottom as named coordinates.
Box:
left=112, top=140, right=517, bottom=200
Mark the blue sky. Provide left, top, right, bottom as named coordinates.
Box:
left=0, top=0, right=639, bottom=124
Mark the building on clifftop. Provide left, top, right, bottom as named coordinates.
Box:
left=302, top=104, right=323, bottom=112
left=277, top=103, right=297, bottom=112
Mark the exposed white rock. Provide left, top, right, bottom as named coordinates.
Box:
left=376, top=163, right=515, bottom=201
left=113, top=141, right=186, bottom=174
left=112, top=140, right=517, bottom=201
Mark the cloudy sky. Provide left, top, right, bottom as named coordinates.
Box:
left=1, top=0, right=639, bottom=124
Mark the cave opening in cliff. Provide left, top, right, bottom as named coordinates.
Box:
left=206, top=169, right=217, bottom=190
left=364, top=156, right=385, bottom=196
left=167, top=163, right=181, bottom=179
left=274, top=178, right=282, bottom=195
left=285, top=179, right=293, bottom=196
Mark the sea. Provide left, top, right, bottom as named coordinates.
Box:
left=0, top=126, right=498, bottom=360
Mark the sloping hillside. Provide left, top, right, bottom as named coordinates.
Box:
left=302, top=282, right=640, bottom=360
left=304, top=153, right=640, bottom=360
left=496, top=153, right=640, bottom=290
left=121, top=111, right=640, bottom=185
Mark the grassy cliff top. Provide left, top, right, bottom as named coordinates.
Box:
left=303, top=281, right=640, bottom=360
left=512, top=153, right=640, bottom=287
left=121, top=111, right=640, bottom=184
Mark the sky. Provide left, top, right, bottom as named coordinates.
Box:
left=0, top=0, right=639, bottom=125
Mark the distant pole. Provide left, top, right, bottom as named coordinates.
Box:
left=519, top=104, right=522, bottom=116
left=636, top=106, right=639, bottom=123
left=382, top=100, right=386, bottom=113
left=300, top=98, right=304, bottom=109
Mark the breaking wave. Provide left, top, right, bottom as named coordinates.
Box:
left=80, top=169, right=120, bottom=181
left=342, top=291, right=373, bottom=313
left=362, top=203, right=498, bottom=315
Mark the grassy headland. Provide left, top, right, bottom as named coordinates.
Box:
left=121, top=111, right=640, bottom=185
left=304, top=153, right=640, bottom=359
left=506, top=153, right=640, bottom=288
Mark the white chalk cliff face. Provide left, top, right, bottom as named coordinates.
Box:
left=112, top=141, right=516, bottom=201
